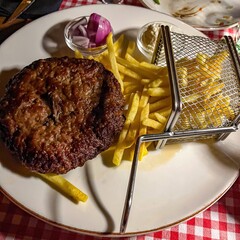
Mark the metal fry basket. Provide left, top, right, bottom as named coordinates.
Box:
left=120, top=25, right=240, bottom=234
left=153, top=25, right=240, bottom=148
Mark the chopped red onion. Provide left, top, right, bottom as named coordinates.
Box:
left=72, top=36, right=90, bottom=48
left=78, top=24, right=87, bottom=37
left=69, top=13, right=112, bottom=49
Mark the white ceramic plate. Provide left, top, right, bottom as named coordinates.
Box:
left=139, top=0, right=240, bottom=30
left=0, top=4, right=239, bottom=237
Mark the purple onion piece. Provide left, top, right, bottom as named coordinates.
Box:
left=72, top=36, right=90, bottom=48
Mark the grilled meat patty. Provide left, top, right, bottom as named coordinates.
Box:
left=0, top=57, right=125, bottom=174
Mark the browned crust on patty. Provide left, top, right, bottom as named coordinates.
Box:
left=0, top=57, right=125, bottom=174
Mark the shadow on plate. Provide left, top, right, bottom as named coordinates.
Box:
left=42, top=20, right=74, bottom=58
left=185, top=135, right=240, bottom=171
left=0, top=21, right=29, bottom=45
left=116, top=28, right=149, bottom=62
left=207, top=135, right=240, bottom=169
left=0, top=140, right=31, bottom=178
left=0, top=68, right=20, bottom=97
left=84, top=163, right=115, bottom=233
left=0, top=140, right=86, bottom=204
left=101, top=148, right=117, bottom=168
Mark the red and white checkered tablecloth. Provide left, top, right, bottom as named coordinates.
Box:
left=1, top=1, right=240, bottom=239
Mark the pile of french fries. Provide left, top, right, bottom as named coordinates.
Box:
left=175, top=50, right=235, bottom=130
left=76, top=33, right=172, bottom=166
left=75, top=32, right=235, bottom=166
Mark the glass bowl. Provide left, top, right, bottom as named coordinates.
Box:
left=64, top=16, right=112, bottom=56
left=137, top=21, right=183, bottom=60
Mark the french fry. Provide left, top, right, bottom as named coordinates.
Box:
left=139, top=89, right=149, bottom=108
left=75, top=50, right=84, bottom=59
left=113, top=92, right=140, bottom=165
left=139, top=103, right=150, bottom=160
left=106, top=33, right=123, bottom=91
left=221, top=105, right=235, bottom=120
left=147, top=78, right=166, bottom=88
left=147, top=87, right=170, bottom=97
left=154, top=112, right=167, bottom=124
left=198, top=63, right=221, bottom=80
left=122, top=127, right=138, bottom=149
left=117, top=56, right=159, bottom=79
left=182, top=93, right=201, bottom=103
left=149, top=97, right=171, bottom=112
left=112, top=147, right=125, bottom=166
left=113, top=34, right=125, bottom=56
left=204, top=82, right=225, bottom=99
left=112, top=121, right=130, bottom=166
left=123, top=81, right=136, bottom=88
left=204, top=94, right=222, bottom=109
left=208, top=109, right=223, bottom=126
left=124, top=83, right=141, bottom=95
left=37, top=173, right=88, bottom=203
left=127, top=145, right=136, bottom=162
left=149, top=107, right=171, bottom=118
left=176, top=114, right=191, bottom=130
left=177, top=67, right=188, bottom=87
left=125, top=53, right=140, bottom=65
left=117, top=63, right=142, bottom=80
left=125, top=41, right=136, bottom=56
left=140, top=61, right=165, bottom=71
left=141, top=78, right=151, bottom=85
left=125, top=92, right=140, bottom=122
left=142, top=118, right=165, bottom=130
left=121, top=92, right=142, bottom=149
left=206, top=50, right=228, bottom=67
left=118, top=119, right=131, bottom=144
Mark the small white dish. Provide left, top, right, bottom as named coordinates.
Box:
left=64, top=15, right=112, bottom=56
left=137, top=21, right=183, bottom=59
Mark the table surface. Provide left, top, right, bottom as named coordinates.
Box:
left=1, top=0, right=240, bottom=239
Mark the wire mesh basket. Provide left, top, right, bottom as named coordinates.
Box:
left=153, top=25, right=240, bottom=148
left=119, top=25, right=240, bottom=234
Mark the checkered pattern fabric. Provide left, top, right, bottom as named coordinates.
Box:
left=202, top=28, right=239, bottom=41
left=1, top=0, right=240, bottom=239
left=59, top=0, right=143, bottom=9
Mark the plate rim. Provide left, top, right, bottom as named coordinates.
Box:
left=1, top=172, right=239, bottom=237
